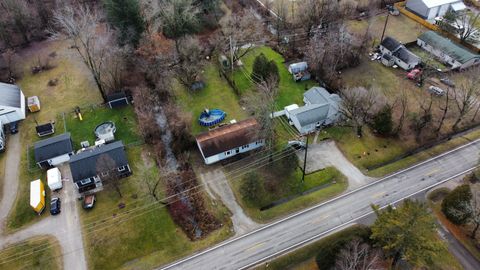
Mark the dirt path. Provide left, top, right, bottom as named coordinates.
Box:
left=199, top=167, right=260, bottom=235
left=297, top=140, right=374, bottom=190
left=0, top=132, right=86, bottom=270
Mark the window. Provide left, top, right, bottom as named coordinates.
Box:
left=80, top=179, right=92, bottom=185
left=225, top=151, right=231, bottom=156
left=118, top=166, right=127, bottom=172
left=101, top=171, right=109, bottom=177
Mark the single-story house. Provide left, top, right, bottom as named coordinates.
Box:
left=34, top=133, right=74, bottom=169
left=286, top=87, right=341, bottom=135
left=195, top=118, right=264, bottom=165
left=69, top=140, right=131, bottom=193
left=417, top=31, right=480, bottom=70
left=379, top=37, right=421, bottom=70
left=406, top=0, right=466, bottom=20
left=0, top=82, right=26, bottom=125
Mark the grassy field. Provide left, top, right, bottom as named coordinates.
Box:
left=230, top=166, right=347, bottom=222
left=0, top=236, right=62, bottom=270
left=173, top=63, right=247, bottom=135
left=6, top=40, right=102, bottom=230
left=232, top=46, right=312, bottom=107
left=64, top=105, right=142, bottom=148
left=81, top=146, right=233, bottom=270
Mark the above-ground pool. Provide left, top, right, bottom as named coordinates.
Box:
left=198, top=109, right=226, bottom=127
left=94, top=121, right=116, bottom=142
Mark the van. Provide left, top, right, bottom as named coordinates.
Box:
left=0, top=120, right=5, bottom=152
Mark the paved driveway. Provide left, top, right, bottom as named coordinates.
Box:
left=0, top=132, right=86, bottom=270
left=297, top=140, right=374, bottom=190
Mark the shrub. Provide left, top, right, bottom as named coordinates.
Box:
left=251, top=53, right=279, bottom=83
left=371, top=105, right=393, bottom=136
left=315, top=226, right=372, bottom=269
left=441, top=185, right=472, bottom=225
left=240, top=172, right=264, bottom=205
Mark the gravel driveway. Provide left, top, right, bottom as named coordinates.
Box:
left=0, top=132, right=86, bottom=270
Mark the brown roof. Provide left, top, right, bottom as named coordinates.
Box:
left=196, top=118, right=261, bottom=158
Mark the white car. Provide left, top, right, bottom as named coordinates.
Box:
left=428, top=86, right=445, bottom=96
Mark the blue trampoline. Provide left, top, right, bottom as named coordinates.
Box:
left=198, top=109, right=226, bottom=127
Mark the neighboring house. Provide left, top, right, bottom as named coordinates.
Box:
left=286, top=87, right=341, bottom=135
left=196, top=118, right=264, bottom=165
left=406, top=0, right=466, bottom=20
left=417, top=31, right=480, bottom=70
left=379, top=37, right=421, bottom=70
left=34, top=133, right=74, bottom=169
left=0, top=82, right=26, bottom=125
left=69, top=140, right=131, bottom=193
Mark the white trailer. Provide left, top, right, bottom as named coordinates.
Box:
left=47, top=167, right=63, bottom=191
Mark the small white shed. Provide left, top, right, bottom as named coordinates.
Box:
left=47, top=167, right=63, bottom=191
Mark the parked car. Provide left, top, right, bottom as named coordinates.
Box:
left=428, top=86, right=445, bottom=96
left=287, top=140, right=306, bottom=150
left=407, top=69, right=422, bottom=80
left=83, top=194, right=96, bottom=209
left=50, top=197, right=61, bottom=215
left=9, top=121, right=18, bottom=134
left=440, top=77, right=455, bottom=87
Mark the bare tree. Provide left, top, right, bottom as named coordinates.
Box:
left=175, top=35, right=206, bottom=89
left=96, top=154, right=122, bottom=198
left=457, top=12, right=479, bottom=43
left=334, top=238, right=384, bottom=270
left=219, top=8, right=265, bottom=64
left=51, top=5, right=114, bottom=102
left=452, top=73, right=480, bottom=131
left=273, top=0, right=289, bottom=44
left=435, top=87, right=452, bottom=135
left=0, top=0, right=30, bottom=43
left=339, top=87, right=382, bottom=137
left=410, top=93, right=433, bottom=141
left=295, top=0, right=339, bottom=34
left=393, top=89, right=408, bottom=134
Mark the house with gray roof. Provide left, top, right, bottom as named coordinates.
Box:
left=379, top=37, right=421, bottom=70
left=34, top=133, right=74, bottom=169
left=417, top=31, right=480, bottom=70
left=69, top=141, right=131, bottom=193
left=0, top=82, right=25, bottom=125
left=286, top=87, right=341, bottom=135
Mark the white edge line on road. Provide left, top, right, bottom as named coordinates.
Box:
left=160, top=139, right=480, bottom=270
left=240, top=165, right=479, bottom=270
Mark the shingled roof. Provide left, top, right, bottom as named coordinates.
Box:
left=380, top=37, right=401, bottom=52
left=195, top=118, right=260, bottom=158
left=34, top=133, right=73, bottom=163
left=418, top=31, right=480, bottom=64
left=0, top=82, right=22, bottom=108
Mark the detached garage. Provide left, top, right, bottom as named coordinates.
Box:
left=34, top=133, right=74, bottom=169
left=406, top=0, right=466, bottom=20
left=0, top=82, right=26, bottom=125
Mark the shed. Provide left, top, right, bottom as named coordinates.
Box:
left=417, top=31, right=480, bottom=69
left=34, top=133, right=74, bottom=169
left=47, top=167, right=63, bottom=191
left=106, top=92, right=129, bottom=108
left=0, top=82, right=26, bottom=125
left=30, top=179, right=45, bottom=214
left=406, top=0, right=466, bottom=20
left=35, top=122, right=55, bottom=137
left=27, top=96, right=41, bottom=113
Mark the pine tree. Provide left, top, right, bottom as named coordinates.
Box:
left=441, top=185, right=473, bottom=225
left=371, top=105, right=393, bottom=136
left=104, top=0, right=145, bottom=47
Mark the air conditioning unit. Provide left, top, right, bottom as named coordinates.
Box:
left=95, top=139, right=106, bottom=146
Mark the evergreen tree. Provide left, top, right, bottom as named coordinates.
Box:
left=104, top=0, right=145, bottom=47
left=371, top=200, right=445, bottom=267
left=251, top=53, right=279, bottom=83
left=441, top=185, right=473, bottom=225
left=371, top=105, right=393, bottom=135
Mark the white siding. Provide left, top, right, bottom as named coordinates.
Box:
left=406, top=0, right=430, bottom=18
left=48, top=154, right=71, bottom=166
left=202, top=140, right=265, bottom=165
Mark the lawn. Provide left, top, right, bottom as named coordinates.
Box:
left=6, top=40, right=102, bottom=230
left=81, top=146, right=233, bottom=270
left=0, top=236, right=62, bottom=270
left=173, top=63, right=247, bottom=135
left=232, top=46, right=312, bottom=108
left=64, top=105, right=142, bottom=148
left=230, top=164, right=347, bottom=222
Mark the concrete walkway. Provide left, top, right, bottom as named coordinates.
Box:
left=0, top=132, right=86, bottom=270
left=297, top=140, right=374, bottom=190
left=199, top=168, right=259, bottom=235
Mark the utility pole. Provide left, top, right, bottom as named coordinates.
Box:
left=301, top=135, right=309, bottom=183
left=380, top=11, right=390, bottom=44
left=229, top=35, right=234, bottom=79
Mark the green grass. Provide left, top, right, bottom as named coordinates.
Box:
left=64, top=106, right=142, bottom=148
left=6, top=40, right=103, bottom=230
left=173, top=63, right=247, bottom=135
left=82, top=146, right=233, bottom=270
left=253, top=225, right=370, bottom=270
left=232, top=46, right=312, bottom=108
left=0, top=236, right=62, bottom=270
left=230, top=166, right=347, bottom=222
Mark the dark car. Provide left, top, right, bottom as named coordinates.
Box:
left=9, top=121, right=18, bottom=134
left=50, top=197, right=61, bottom=215
left=440, top=77, right=455, bottom=87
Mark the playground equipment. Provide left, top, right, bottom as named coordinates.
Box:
left=198, top=109, right=226, bottom=127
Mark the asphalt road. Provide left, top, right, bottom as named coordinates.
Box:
left=437, top=222, right=480, bottom=270
left=160, top=139, right=480, bottom=270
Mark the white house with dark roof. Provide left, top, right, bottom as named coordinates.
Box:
left=286, top=87, right=341, bottom=135
left=0, top=82, right=25, bottom=125
left=379, top=37, right=421, bottom=70
left=195, top=118, right=264, bottom=165
left=406, top=0, right=466, bottom=20
left=69, top=140, right=131, bottom=193
left=34, top=133, right=74, bottom=169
